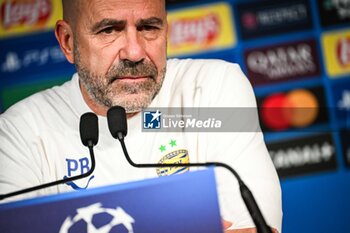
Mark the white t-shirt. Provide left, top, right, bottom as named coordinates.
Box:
left=0, top=59, right=282, bottom=231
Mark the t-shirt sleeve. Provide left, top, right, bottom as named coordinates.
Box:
left=0, top=116, right=44, bottom=202
left=198, top=62, right=282, bottom=231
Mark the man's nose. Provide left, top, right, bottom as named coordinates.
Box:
left=119, top=29, right=146, bottom=63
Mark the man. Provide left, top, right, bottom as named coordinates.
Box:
left=0, top=0, right=282, bottom=232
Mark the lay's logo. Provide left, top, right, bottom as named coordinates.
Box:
left=322, top=29, right=350, bottom=78
left=337, top=36, right=350, bottom=68
left=0, top=0, right=62, bottom=38
left=169, top=13, right=220, bottom=46
left=167, top=2, right=236, bottom=57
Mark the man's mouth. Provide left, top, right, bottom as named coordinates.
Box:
left=109, top=75, right=152, bottom=84
left=117, top=76, right=150, bottom=80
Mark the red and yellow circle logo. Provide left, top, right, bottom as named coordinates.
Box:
left=260, top=89, right=319, bottom=131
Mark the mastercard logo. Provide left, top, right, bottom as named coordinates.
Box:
left=260, top=89, right=319, bottom=131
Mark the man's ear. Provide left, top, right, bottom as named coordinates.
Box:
left=55, top=20, right=75, bottom=64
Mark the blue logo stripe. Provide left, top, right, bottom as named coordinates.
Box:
left=64, top=175, right=95, bottom=190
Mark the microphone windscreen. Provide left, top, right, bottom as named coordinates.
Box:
left=80, top=112, right=99, bottom=147
left=107, top=106, right=128, bottom=138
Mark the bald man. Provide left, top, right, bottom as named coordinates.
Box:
left=0, top=1, right=282, bottom=232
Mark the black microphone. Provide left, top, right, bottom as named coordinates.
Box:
left=0, top=112, right=98, bottom=201
left=107, top=106, right=272, bottom=233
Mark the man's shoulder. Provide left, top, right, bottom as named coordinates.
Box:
left=167, top=58, right=240, bottom=72
left=166, top=58, right=248, bottom=88
left=163, top=58, right=256, bottom=107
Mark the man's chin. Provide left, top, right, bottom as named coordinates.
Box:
left=110, top=95, right=153, bottom=113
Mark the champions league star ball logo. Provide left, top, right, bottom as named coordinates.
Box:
left=59, top=203, right=135, bottom=233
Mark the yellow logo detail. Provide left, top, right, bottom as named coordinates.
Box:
left=167, top=2, right=236, bottom=57
left=157, top=149, right=190, bottom=176
left=322, top=29, right=350, bottom=78
left=0, top=0, right=63, bottom=38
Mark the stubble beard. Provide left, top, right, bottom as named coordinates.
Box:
left=74, top=47, right=166, bottom=113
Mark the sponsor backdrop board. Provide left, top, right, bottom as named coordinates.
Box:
left=0, top=0, right=350, bottom=233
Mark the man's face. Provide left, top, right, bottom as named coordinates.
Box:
left=72, top=0, right=167, bottom=113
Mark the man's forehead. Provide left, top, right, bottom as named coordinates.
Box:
left=83, top=0, right=166, bottom=20
left=63, top=0, right=165, bottom=6
left=84, top=0, right=165, bottom=11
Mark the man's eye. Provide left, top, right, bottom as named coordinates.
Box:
left=99, top=27, right=117, bottom=34
left=140, top=25, right=159, bottom=31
